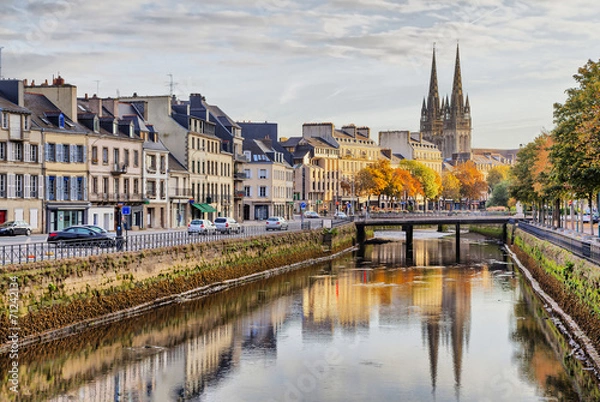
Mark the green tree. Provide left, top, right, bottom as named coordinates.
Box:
left=399, top=160, right=442, bottom=210
left=551, top=58, right=600, bottom=229
left=487, top=180, right=510, bottom=207
left=486, top=165, right=510, bottom=191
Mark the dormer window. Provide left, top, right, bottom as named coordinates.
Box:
left=2, top=113, right=8, bottom=129
left=23, top=115, right=30, bottom=131
left=93, top=117, right=99, bottom=133
left=113, top=121, right=118, bottom=134
left=58, top=113, right=65, bottom=129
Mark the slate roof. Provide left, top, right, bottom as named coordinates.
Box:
left=24, top=93, right=88, bottom=133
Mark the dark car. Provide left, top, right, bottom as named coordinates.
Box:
left=0, top=220, right=32, bottom=236
left=47, top=225, right=115, bottom=247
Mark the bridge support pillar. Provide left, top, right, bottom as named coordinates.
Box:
left=502, top=223, right=507, bottom=244
left=437, top=224, right=444, bottom=233
left=403, top=224, right=414, bottom=266
left=455, top=223, right=461, bottom=263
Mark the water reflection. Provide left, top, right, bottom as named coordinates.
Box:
left=1, top=233, right=597, bottom=401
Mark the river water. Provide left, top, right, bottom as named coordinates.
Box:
left=1, top=230, right=599, bottom=401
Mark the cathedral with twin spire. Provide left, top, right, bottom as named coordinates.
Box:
left=420, top=44, right=472, bottom=160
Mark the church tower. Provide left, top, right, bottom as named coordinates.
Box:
left=443, top=44, right=472, bottom=159
left=420, top=45, right=444, bottom=153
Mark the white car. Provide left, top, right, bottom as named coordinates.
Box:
left=266, top=216, right=289, bottom=231
left=214, top=217, right=242, bottom=234
left=334, top=211, right=348, bottom=219
left=188, top=219, right=216, bottom=235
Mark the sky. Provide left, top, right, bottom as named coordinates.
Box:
left=1, top=0, right=600, bottom=149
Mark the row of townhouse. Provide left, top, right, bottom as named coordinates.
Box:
left=0, top=77, right=309, bottom=233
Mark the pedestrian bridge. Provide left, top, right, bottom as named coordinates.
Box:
left=353, top=214, right=517, bottom=263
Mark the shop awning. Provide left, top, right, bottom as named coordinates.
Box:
left=192, top=203, right=217, bottom=213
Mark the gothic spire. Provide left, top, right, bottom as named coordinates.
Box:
left=427, top=44, right=440, bottom=113
left=451, top=43, right=464, bottom=114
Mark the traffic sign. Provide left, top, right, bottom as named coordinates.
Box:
left=300, top=202, right=306, bottom=210
left=121, top=206, right=131, bottom=215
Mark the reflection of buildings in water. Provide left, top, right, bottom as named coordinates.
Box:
left=184, top=323, right=235, bottom=399
left=302, top=271, right=378, bottom=337
left=49, top=349, right=169, bottom=402
left=363, top=234, right=505, bottom=267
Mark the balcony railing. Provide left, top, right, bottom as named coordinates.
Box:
left=233, top=172, right=247, bottom=180
left=89, top=192, right=143, bottom=202
left=234, top=191, right=245, bottom=199
left=111, top=162, right=127, bottom=175
left=235, top=153, right=249, bottom=162
left=169, top=188, right=192, bottom=198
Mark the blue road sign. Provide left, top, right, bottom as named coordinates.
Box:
left=121, top=206, right=131, bottom=215
left=300, top=202, right=306, bottom=210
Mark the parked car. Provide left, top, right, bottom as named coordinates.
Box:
left=582, top=214, right=599, bottom=223
left=266, top=216, right=289, bottom=231
left=47, top=225, right=115, bottom=247
left=334, top=211, right=348, bottom=219
left=214, top=217, right=242, bottom=234
left=0, top=220, right=32, bottom=236
left=304, top=211, right=320, bottom=219
left=84, top=224, right=117, bottom=238
left=188, top=219, right=216, bottom=235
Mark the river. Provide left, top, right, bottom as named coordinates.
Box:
left=1, top=230, right=598, bottom=401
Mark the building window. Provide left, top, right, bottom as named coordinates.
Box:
left=124, top=178, right=130, bottom=195
left=244, top=168, right=251, bottom=179
left=76, top=177, right=84, bottom=200
left=160, top=155, right=166, bottom=173
left=133, top=150, right=139, bottom=167
left=30, top=175, right=38, bottom=198
left=113, top=148, right=120, bottom=165
left=92, top=146, right=98, bottom=164
left=24, top=115, right=30, bottom=131
left=133, top=178, right=139, bottom=194
left=92, top=177, right=98, bottom=194
left=62, top=144, right=70, bottom=162
left=15, top=174, right=24, bottom=198
left=103, top=177, right=109, bottom=194
left=259, top=186, right=267, bottom=197
left=1, top=113, right=8, bottom=129
left=114, top=178, right=119, bottom=195
left=13, top=142, right=23, bottom=161
left=124, top=149, right=129, bottom=167
left=244, top=186, right=251, bottom=197
left=48, top=176, right=55, bottom=200
left=0, top=142, right=5, bottom=160
left=77, top=145, right=84, bottom=163
left=102, top=147, right=109, bottom=164
left=63, top=177, right=70, bottom=200
left=0, top=174, right=6, bottom=197
left=147, top=154, right=156, bottom=171
left=30, top=144, right=38, bottom=162
left=259, top=169, right=267, bottom=179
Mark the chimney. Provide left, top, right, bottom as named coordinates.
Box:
left=88, top=95, right=103, bottom=117
left=0, top=80, right=25, bottom=106
left=27, top=77, right=78, bottom=122
left=103, top=97, right=120, bottom=118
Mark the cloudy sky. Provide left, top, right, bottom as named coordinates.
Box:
left=2, top=0, right=599, bottom=148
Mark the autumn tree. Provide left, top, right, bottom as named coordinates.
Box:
left=452, top=161, right=487, bottom=209
left=399, top=160, right=441, bottom=211
left=441, top=171, right=461, bottom=203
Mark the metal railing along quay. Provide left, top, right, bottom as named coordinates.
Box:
left=0, top=220, right=326, bottom=266
left=517, top=221, right=600, bottom=264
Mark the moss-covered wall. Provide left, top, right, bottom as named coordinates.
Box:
left=510, top=228, right=600, bottom=355
left=0, top=224, right=357, bottom=347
